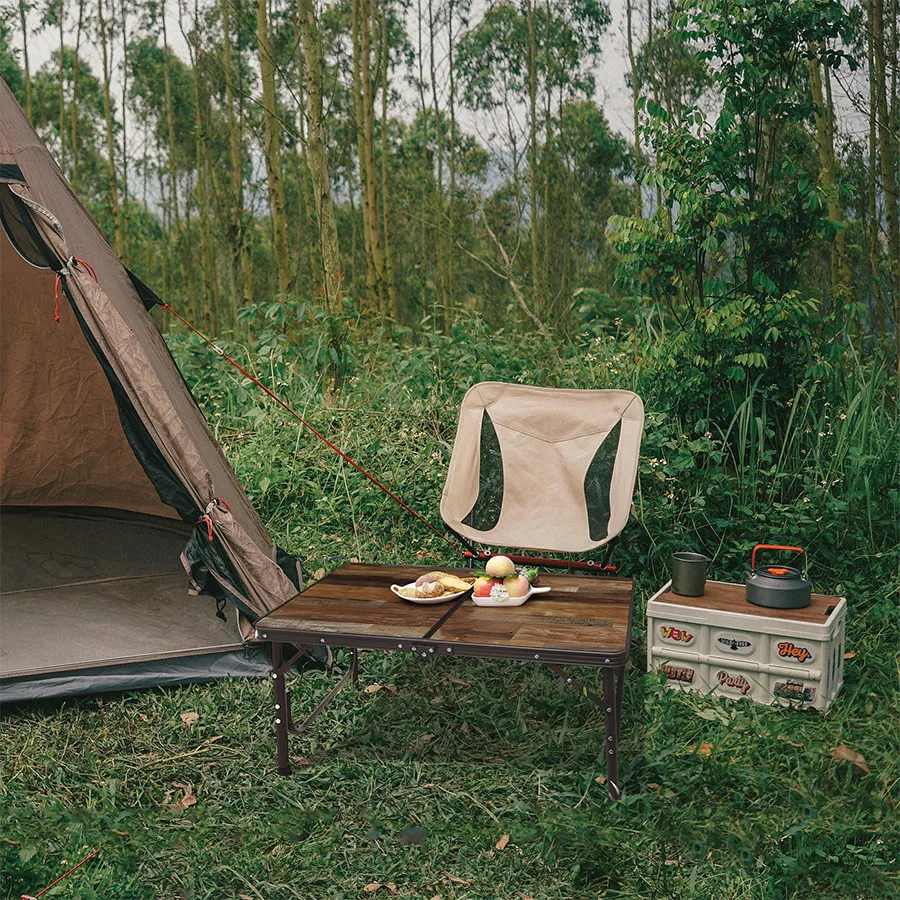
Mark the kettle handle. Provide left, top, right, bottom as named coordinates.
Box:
left=751, top=544, right=805, bottom=571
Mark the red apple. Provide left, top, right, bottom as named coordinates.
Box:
left=503, top=574, right=530, bottom=598
left=474, top=576, right=501, bottom=598
left=485, top=555, right=515, bottom=577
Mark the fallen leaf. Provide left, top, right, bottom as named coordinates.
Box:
left=239, top=894, right=255, bottom=899
left=485, top=850, right=495, bottom=858
left=292, top=756, right=312, bottom=767
left=443, top=873, right=475, bottom=885
left=312, top=568, right=326, bottom=582
left=594, top=774, right=606, bottom=785
left=646, top=783, right=661, bottom=791
left=364, top=684, right=383, bottom=694
left=112, top=830, right=130, bottom=837
left=516, top=893, right=536, bottom=900
left=138, top=713, right=150, bottom=723
left=843, top=650, right=856, bottom=660
left=777, top=735, right=805, bottom=749
left=665, top=858, right=680, bottom=866
left=419, top=733, right=436, bottom=743
left=164, top=782, right=197, bottom=812
left=442, top=674, right=473, bottom=687
left=363, top=885, right=396, bottom=894
left=383, top=684, right=398, bottom=694
left=495, top=834, right=510, bottom=850
left=831, top=744, right=871, bottom=774
left=689, top=742, right=714, bottom=757
left=180, top=712, right=199, bottom=726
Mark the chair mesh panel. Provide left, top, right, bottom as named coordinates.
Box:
left=584, top=419, right=622, bottom=542
left=462, top=410, right=504, bottom=532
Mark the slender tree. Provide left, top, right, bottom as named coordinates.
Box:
left=97, top=0, right=124, bottom=255
left=256, top=0, right=291, bottom=297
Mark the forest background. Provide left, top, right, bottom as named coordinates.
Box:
left=1, top=0, right=898, bottom=897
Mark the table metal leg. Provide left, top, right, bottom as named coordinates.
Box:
left=602, top=667, right=621, bottom=801
left=272, top=642, right=291, bottom=777
left=615, top=663, right=625, bottom=744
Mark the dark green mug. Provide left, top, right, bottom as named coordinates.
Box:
left=671, top=552, right=709, bottom=597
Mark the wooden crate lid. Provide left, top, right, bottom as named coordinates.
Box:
left=653, top=581, right=841, bottom=624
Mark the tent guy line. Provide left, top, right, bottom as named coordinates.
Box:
left=159, top=302, right=466, bottom=555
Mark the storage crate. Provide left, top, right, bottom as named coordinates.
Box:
left=647, top=580, right=846, bottom=711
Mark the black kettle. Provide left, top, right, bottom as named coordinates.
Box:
left=745, top=544, right=812, bottom=610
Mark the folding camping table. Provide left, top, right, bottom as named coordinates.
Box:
left=254, top=563, right=634, bottom=801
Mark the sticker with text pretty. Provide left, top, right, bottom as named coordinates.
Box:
left=660, top=625, right=694, bottom=643
left=777, top=641, right=813, bottom=664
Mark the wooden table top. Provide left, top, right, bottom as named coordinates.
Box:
left=255, top=564, right=635, bottom=664
left=655, top=581, right=841, bottom=623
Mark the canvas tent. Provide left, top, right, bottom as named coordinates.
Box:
left=0, top=78, right=301, bottom=702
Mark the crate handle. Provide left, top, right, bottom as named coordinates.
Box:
left=751, top=544, right=805, bottom=571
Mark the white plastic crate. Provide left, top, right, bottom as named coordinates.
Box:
left=647, top=580, right=846, bottom=711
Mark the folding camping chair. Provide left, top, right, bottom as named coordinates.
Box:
left=440, top=381, right=645, bottom=568
left=256, top=382, right=645, bottom=799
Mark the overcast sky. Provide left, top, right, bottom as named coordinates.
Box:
left=17, top=0, right=868, bottom=160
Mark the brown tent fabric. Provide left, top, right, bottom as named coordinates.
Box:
left=1, top=77, right=298, bottom=696
left=1, top=228, right=174, bottom=516
left=441, top=382, right=644, bottom=553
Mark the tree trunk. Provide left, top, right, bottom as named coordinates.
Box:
left=257, top=0, right=292, bottom=297
left=58, top=4, right=65, bottom=172
left=626, top=0, right=642, bottom=214
left=71, top=0, right=85, bottom=190
left=97, top=0, right=123, bottom=257
left=161, top=9, right=185, bottom=301
left=872, top=0, right=900, bottom=363
left=185, top=0, right=214, bottom=326
left=526, top=0, right=540, bottom=301
left=352, top=0, right=375, bottom=306
left=18, top=0, right=32, bottom=119
left=379, top=0, right=397, bottom=316
left=120, top=0, right=129, bottom=255
left=807, top=50, right=849, bottom=296
left=428, top=0, right=445, bottom=324
left=446, top=0, right=457, bottom=321
left=222, top=0, right=253, bottom=317
left=360, top=0, right=386, bottom=314
left=298, top=0, right=343, bottom=308
left=868, top=0, right=884, bottom=339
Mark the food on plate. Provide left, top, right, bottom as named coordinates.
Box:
left=438, top=574, right=472, bottom=592
left=417, top=581, right=445, bottom=599
left=415, top=571, right=444, bottom=586
left=485, top=555, right=516, bottom=578
left=473, top=576, right=501, bottom=598
left=503, top=573, right=530, bottom=598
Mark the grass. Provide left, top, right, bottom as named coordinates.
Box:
left=2, top=326, right=898, bottom=899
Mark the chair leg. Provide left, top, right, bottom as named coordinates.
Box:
left=602, top=667, right=621, bottom=801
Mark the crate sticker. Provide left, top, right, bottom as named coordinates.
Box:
left=773, top=679, right=816, bottom=703
left=658, top=662, right=695, bottom=684
left=715, top=635, right=754, bottom=654
left=715, top=669, right=753, bottom=696
left=776, top=641, right=814, bottom=664
left=659, top=625, right=695, bottom=645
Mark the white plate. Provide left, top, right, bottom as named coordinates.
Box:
left=470, top=585, right=552, bottom=607
left=390, top=581, right=473, bottom=605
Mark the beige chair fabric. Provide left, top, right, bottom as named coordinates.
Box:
left=441, top=382, right=644, bottom=553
